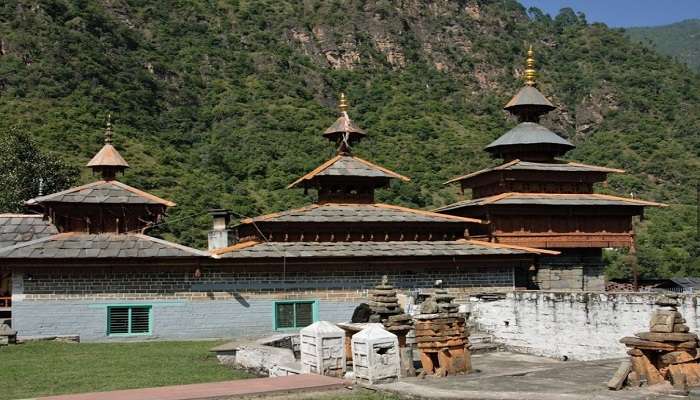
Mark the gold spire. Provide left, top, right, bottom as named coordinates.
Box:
left=105, top=113, right=113, bottom=144
left=524, top=45, right=537, bottom=86
left=338, top=92, right=349, bottom=113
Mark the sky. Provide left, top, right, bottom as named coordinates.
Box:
left=518, top=0, right=700, bottom=27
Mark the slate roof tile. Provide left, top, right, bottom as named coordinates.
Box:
left=0, top=233, right=207, bottom=259
left=25, top=180, right=175, bottom=206
left=0, top=214, right=58, bottom=248
left=240, top=203, right=483, bottom=225
left=214, top=239, right=556, bottom=258
left=434, top=193, right=667, bottom=212
left=288, top=155, right=409, bottom=188
left=445, top=160, right=625, bottom=184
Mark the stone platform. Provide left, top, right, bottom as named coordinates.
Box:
left=376, top=352, right=688, bottom=399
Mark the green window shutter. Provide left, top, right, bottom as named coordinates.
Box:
left=274, top=301, right=317, bottom=330
left=108, top=307, right=130, bottom=334
left=295, top=302, right=313, bottom=327
left=130, top=307, right=151, bottom=334
left=276, top=303, right=295, bottom=329
left=107, top=305, right=152, bottom=336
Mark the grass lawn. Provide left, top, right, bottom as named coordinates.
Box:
left=0, top=340, right=252, bottom=400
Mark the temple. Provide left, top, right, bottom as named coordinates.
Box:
left=436, top=47, right=665, bottom=291
left=0, top=105, right=554, bottom=342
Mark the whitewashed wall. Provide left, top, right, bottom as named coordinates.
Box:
left=469, top=291, right=700, bottom=361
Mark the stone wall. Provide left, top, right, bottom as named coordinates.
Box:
left=536, top=251, right=605, bottom=291
left=10, top=263, right=515, bottom=341
left=469, top=291, right=700, bottom=361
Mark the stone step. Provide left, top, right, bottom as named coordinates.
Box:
left=468, top=333, right=494, bottom=344
left=470, top=342, right=502, bottom=354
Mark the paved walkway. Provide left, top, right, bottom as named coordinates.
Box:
left=376, top=352, right=682, bottom=400
left=35, top=374, right=347, bottom=400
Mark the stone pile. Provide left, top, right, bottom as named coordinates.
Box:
left=611, top=295, right=700, bottom=392
left=414, top=288, right=471, bottom=377
left=0, top=321, right=17, bottom=346
left=368, top=276, right=403, bottom=323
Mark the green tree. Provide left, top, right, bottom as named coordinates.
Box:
left=0, top=126, right=78, bottom=212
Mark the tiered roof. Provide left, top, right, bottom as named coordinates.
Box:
left=436, top=46, right=664, bottom=249
left=215, top=94, right=553, bottom=260
left=0, top=116, right=202, bottom=260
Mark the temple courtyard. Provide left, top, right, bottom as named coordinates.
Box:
left=1, top=341, right=693, bottom=400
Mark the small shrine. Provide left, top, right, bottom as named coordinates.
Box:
left=414, top=287, right=471, bottom=376
left=300, top=321, right=346, bottom=378
left=351, top=324, right=401, bottom=384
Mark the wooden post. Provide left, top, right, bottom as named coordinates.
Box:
left=630, top=234, right=639, bottom=292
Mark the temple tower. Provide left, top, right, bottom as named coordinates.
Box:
left=436, top=48, right=665, bottom=290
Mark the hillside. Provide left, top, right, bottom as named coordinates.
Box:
left=627, top=19, right=700, bottom=71
left=0, top=0, right=698, bottom=278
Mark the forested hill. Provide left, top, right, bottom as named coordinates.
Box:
left=0, top=0, right=698, bottom=278
left=626, top=19, right=700, bottom=71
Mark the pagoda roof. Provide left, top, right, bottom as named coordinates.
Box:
left=86, top=143, right=129, bottom=169
left=212, top=238, right=558, bottom=258
left=435, top=193, right=667, bottom=212
left=288, top=155, right=409, bottom=188
left=240, top=203, right=483, bottom=225
left=445, top=159, right=625, bottom=184
left=25, top=180, right=175, bottom=207
left=323, top=114, right=367, bottom=138
left=485, top=122, right=575, bottom=152
left=0, top=232, right=207, bottom=259
left=504, top=86, right=556, bottom=112
left=0, top=214, right=57, bottom=249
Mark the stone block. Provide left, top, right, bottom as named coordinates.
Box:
left=300, top=321, right=346, bottom=378
left=351, top=324, right=400, bottom=385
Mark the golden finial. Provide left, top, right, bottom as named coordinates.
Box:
left=524, top=45, right=537, bottom=86
left=338, top=92, right=349, bottom=113
left=105, top=113, right=113, bottom=144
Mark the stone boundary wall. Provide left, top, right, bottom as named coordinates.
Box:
left=15, top=267, right=514, bottom=301
left=469, top=291, right=700, bottom=361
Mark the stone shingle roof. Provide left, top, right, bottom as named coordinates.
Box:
left=485, top=122, right=574, bottom=152
left=240, top=203, right=483, bottom=225
left=213, top=239, right=556, bottom=258
left=0, top=232, right=207, bottom=258
left=0, top=214, right=57, bottom=249
left=434, top=193, right=667, bottom=212
left=288, top=155, right=409, bottom=188
left=504, top=86, right=556, bottom=111
left=25, top=180, right=175, bottom=206
left=445, top=159, right=625, bottom=184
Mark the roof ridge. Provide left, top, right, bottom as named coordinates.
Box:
left=109, top=181, right=176, bottom=207
left=564, top=161, right=625, bottom=173
left=591, top=193, right=667, bottom=207
left=480, top=192, right=515, bottom=205
left=287, top=155, right=343, bottom=188
left=350, top=156, right=410, bottom=181
left=131, top=233, right=208, bottom=256
left=240, top=204, right=321, bottom=224
left=374, top=203, right=484, bottom=224
left=25, top=181, right=105, bottom=205
left=458, top=238, right=560, bottom=255
left=210, top=240, right=260, bottom=256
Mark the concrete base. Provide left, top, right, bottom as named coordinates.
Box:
left=376, top=352, right=680, bottom=399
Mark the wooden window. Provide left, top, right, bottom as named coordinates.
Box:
left=107, top=306, right=152, bottom=336
left=273, top=300, right=318, bottom=330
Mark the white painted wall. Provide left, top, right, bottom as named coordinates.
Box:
left=469, top=291, right=700, bottom=361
